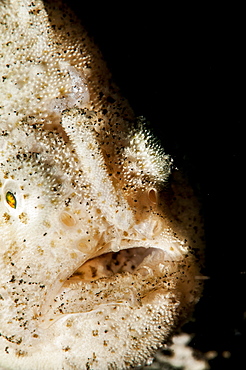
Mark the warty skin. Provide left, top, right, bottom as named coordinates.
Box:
left=0, top=0, right=204, bottom=369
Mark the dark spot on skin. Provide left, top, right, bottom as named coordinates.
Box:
left=106, top=96, right=116, bottom=104
left=90, top=266, right=97, bottom=278
left=10, top=275, right=15, bottom=283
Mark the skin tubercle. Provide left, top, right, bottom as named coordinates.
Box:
left=0, top=1, right=204, bottom=369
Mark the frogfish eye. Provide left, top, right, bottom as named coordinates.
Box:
left=6, top=191, right=17, bottom=209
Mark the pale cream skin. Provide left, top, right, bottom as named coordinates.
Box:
left=0, top=1, right=204, bottom=369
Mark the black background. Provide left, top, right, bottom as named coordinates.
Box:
left=65, top=2, right=245, bottom=368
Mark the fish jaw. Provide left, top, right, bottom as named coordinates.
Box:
left=0, top=232, right=201, bottom=370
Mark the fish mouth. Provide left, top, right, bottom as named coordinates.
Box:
left=67, top=247, right=166, bottom=282
left=43, top=244, right=196, bottom=327
left=40, top=172, right=202, bottom=330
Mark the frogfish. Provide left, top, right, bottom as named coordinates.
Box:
left=0, top=1, right=204, bottom=369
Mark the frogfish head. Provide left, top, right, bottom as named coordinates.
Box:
left=0, top=1, right=204, bottom=369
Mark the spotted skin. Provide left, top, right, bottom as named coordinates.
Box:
left=0, top=1, right=204, bottom=369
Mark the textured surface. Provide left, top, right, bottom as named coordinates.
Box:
left=101, top=4, right=245, bottom=370
left=0, top=1, right=205, bottom=369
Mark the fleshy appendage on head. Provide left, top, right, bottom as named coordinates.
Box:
left=0, top=1, right=204, bottom=369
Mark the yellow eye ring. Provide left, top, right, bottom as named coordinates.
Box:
left=6, top=191, right=17, bottom=209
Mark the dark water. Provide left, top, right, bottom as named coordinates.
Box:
left=66, top=3, right=246, bottom=368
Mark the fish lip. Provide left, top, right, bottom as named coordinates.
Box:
left=40, top=245, right=173, bottom=327
left=57, top=246, right=166, bottom=293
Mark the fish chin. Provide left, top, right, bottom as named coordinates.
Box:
left=33, top=204, right=201, bottom=369
left=34, top=242, right=200, bottom=369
